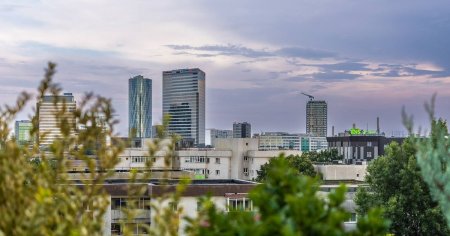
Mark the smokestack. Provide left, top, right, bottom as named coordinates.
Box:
left=352, top=123, right=356, bottom=129
left=332, top=126, right=335, bottom=136
left=377, top=117, right=380, bottom=135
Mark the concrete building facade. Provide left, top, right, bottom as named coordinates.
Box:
left=163, top=69, right=205, bottom=146
left=306, top=100, right=327, bottom=137
left=327, top=135, right=405, bottom=164
left=258, top=132, right=328, bottom=152
left=37, top=93, right=76, bottom=146
left=208, top=128, right=233, bottom=146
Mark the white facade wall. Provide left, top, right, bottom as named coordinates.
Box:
left=246, top=150, right=303, bottom=180
left=213, top=138, right=259, bottom=179
left=315, top=165, right=367, bottom=181
left=177, top=150, right=231, bottom=179
left=116, top=138, right=368, bottom=182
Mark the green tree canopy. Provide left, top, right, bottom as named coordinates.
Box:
left=414, top=117, right=450, bottom=228
left=255, top=154, right=316, bottom=182
left=307, top=149, right=343, bottom=163
left=186, top=157, right=389, bottom=236
left=355, top=138, right=449, bottom=235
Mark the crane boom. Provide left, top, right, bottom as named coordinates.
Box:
left=301, top=92, right=314, bottom=101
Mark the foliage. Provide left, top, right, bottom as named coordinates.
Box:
left=406, top=97, right=450, bottom=228
left=0, top=62, right=124, bottom=235
left=255, top=153, right=316, bottom=182
left=355, top=138, right=450, bottom=235
left=186, top=157, right=389, bottom=236
left=307, top=149, right=343, bottom=163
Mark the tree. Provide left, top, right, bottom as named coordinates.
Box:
left=410, top=99, right=450, bottom=227
left=0, top=63, right=124, bottom=235
left=355, top=138, right=450, bottom=235
left=255, top=154, right=316, bottom=182
left=307, top=149, right=343, bottom=163
left=186, top=157, right=389, bottom=236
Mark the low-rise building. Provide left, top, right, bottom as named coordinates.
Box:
left=95, top=179, right=257, bottom=235
left=258, top=132, right=327, bottom=152
left=327, top=135, right=404, bottom=164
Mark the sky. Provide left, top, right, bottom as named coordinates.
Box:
left=1, top=0, right=450, bottom=136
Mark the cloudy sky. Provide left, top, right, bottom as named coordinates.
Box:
left=1, top=0, right=450, bottom=136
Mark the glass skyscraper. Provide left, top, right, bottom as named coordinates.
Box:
left=162, top=68, right=205, bottom=146
left=15, top=120, right=33, bottom=146
left=129, top=76, right=152, bottom=138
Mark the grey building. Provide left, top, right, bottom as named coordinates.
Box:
left=306, top=100, right=327, bottom=137
left=233, top=122, right=251, bottom=138
left=209, top=129, right=233, bottom=146
left=129, top=76, right=152, bottom=138
left=37, top=93, right=76, bottom=146
left=163, top=68, right=205, bottom=146
left=327, top=135, right=405, bottom=164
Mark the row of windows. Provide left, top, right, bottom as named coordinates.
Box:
left=184, top=157, right=221, bottom=164
left=131, top=156, right=156, bottom=163
left=185, top=156, right=208, bottom=163
left=182, top=168, right=221, bottom=175
left=111, top=197, right=150, bottom=210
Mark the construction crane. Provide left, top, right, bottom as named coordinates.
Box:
left=301, top=92, right=314, bottom=101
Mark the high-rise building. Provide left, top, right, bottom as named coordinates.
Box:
left=15, top=120, right=33, bottom=146
left=233, top=122, right=251, bottom=138
left=37, top=93, right=76, bottom=146
left=306, top=100, right=327, bottom=137
left=162, top=68, right=205, bottom=146
left=129, top=76, right=152, bottom=138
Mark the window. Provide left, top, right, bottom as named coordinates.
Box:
left=243, top=156, right=248, bottom=161
left=215, top=158, right=220, bottom=164
left=227, top=198, right=252, bottom=211
left=367, top=152, right=372, bottom=158
left=367, top=142, right=372, bottom=147
left=346, top=213, right=357, bottom=223
left=243, top=168, right=248, bottom=173
left=185, top=156, right=208, bottom=163
left=216, top=170, right=220, bottom=175
left=169, top=202, right=178, bottom=211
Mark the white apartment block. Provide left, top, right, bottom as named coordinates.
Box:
left=37, top=93, right=76, bottom=146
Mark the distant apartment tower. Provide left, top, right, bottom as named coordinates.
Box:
left=37, top=93, right=76, bottom=146
left=209, top=129, right=233, bottom=146
left=306, top=100, right=327, bottom=137
left=233, top=122, right=251, bottom=138
left=15, top=120, right=33, bottom=146
left=163, top=68, right=205, bottom=146
left=129, top=76, right=152, bottom=138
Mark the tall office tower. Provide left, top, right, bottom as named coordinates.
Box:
left=15, top=120, right=33, bottom=146
left=306, top=100, right=327, bottom=137
left=233, top=122, right=251, bottom=138
left=163, top=68, right=205, bottom=146
left=37, top=93, right=76, bottom=146
left=129, top=75, right=152, bottom=138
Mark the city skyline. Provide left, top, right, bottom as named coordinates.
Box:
left=1, top=1, right=450, bottom=136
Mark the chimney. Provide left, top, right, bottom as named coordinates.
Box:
left=332, top=126, right=335, bottom=136
left=352, top=123, right=356, bottom=129
left=377, top=117, right=380, bottom=135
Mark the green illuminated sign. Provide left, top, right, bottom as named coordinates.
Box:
left=349, top=128, right=376, bottom=135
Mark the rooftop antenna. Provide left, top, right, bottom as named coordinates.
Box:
left=300, top=92, right=314, bottom=101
